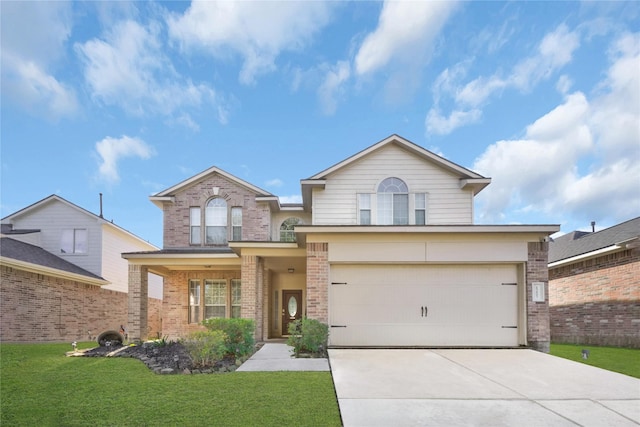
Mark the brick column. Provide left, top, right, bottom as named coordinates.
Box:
left=306, top=242, right=329, bottom=323
left=527, top=242, right=550, bottom=352
left=127, top=264, right=148, bottom=342
left=241, top=255, right=264, bottom=341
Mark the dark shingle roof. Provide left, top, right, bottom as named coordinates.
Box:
left=0, top=237, right=105, bottom=281
left=549, top=217, right=640, bottom=263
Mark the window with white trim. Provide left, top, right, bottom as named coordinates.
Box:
left=280, top=217, right=301, bottom=242
left=60, top=228, right=88, bottom=254
left=358, top=194, right=371, bottom=225
left=377, top=177, right=409, bottom=225
left=231, top=207, right=242, bottom=241
left=415, top=193, right=427, bottom=225
left=189, top=280, right=201, bottom=324
left=190, top=207, right=201, bottom=244
left=206, top=198, right=227, bottom=245
left=205, top=279, right=227, bottom=319
left=231, top=279, right=242, bottom=318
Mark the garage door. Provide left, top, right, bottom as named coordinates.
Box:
left=329, top=264, right=519, bottom=347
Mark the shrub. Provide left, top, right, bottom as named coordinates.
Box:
left=181, top=330, right=227, bottom=368
left=202, top=318, right=255, bottom=358
left=287, top=318, right=329, bottom=357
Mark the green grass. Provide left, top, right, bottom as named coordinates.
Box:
left=550, top=343, right=640, bottom=379
left=1, top=342, right=342, bottom=426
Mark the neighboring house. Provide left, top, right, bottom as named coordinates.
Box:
left=0, top=195, right=163, bottom=342
left=125, top=135, right=559, bottom=351
left=549, top=217, right=640, bottom=348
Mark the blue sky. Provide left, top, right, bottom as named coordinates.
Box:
left=1, top=1, right=638, bottom=248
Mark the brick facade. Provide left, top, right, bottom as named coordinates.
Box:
left=527, top=242, right=551, bottom=352
left=162, top=174, right=271, bottom=248
left=306, top=242, right=329, bottom=323
left=549, top=248, right=640, bottom=348
left=0, top=265, right=161, bottom=342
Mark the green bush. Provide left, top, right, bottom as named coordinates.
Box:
left=181, top=330, right=227, bottom=368
left=202, top=318, right=255, bottom=358
left=287, top=318, right=329, bottom=357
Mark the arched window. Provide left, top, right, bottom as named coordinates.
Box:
left=280, top=217, right=301, bottom=242
left=377, top=177, right=409, bottom=225
left=206, top=198, right=227, bottom=245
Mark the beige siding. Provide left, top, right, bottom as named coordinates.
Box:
left=313, top=144, right=474, bottom=225
left=10, top=201, right=103, bottom=276
left=270, top=211, right=312, bottom=242
left=101, top=226, right=163, bottom=298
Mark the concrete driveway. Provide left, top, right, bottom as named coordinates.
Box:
left=329, top=349, right=640, bottom=426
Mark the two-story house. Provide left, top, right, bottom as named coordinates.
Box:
left=0, top=195, right=163, bottom=341
left=125, top=135, right=559, bottom=351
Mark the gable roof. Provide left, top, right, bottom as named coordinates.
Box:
left=1, top=195, right=158, bottom=250
left=150, top=166, right=276, bottom=208
left=0, top=237, right=108, bottom=286
left=549, top=216, right=640, bottom=265
left=300, top=134, right=491, bottom=209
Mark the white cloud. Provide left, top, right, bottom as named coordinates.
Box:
left=76, top=19, right=227, bottom=125
left=0, top=2, right=78, bottom=120
left=318, top=61, right=351, bottom=115
left=473, top=33, right=640, bottom=226
left=426, top=108, right=482, bottom=135
left=95, top=135, right=156, bottom=184
left=265, top=179, right=284, bottom=188
left=354, top=1, right=458, bottom=76
left=167, top=1, right=334, bottom=85
left=279, top=195, right=303, bottom=204
left=429, top=24, right=581, bottom=135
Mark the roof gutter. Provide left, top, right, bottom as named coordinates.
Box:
left=549, top=236, right=638, bottom=268
left=0, top=256, right=110, bottom=287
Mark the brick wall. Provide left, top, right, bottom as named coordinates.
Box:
left=161, top=269, right=243, bottom=340
left=549, top=248, right=640, bottom=348
left=0, top=265, right=161, bottom=343
left=162, top=174, right=271, bottom=248
left=306, top=242, right=329, bottom=323
left=527, top=242, right=551, bottom=352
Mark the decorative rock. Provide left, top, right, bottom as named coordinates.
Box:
left=161, top=368, right=175, bottom=374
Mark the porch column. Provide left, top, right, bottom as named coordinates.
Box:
left=306, top=242, right=329, bottom=323
left=527, top=241, right=550, bottom=353
left=241, top=255, right=264, bottom=341
left=127, top=264, right=148, bottom=342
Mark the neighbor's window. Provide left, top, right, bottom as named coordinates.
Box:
left=231, top=279, right=242, bottom=318
left=231, top=207, right=242, bottom=241
left=280, top=217, right=301, bottom=242
left=60, top=229, right=88, bottom=254
left=415, top=193, right=427, bottom=225
left=204, top=279, right=227, bottom=318
left=358, top=193, right=371, bottom=225
left=377, top=177, right=408, bottom=225
left=190, top=207, right=201, bottom=244
left=188, top=280, right=201, bottom=324
left=206, top=198, right=227, bottom=245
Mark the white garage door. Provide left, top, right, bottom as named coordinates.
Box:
left=329, top=264, right=519, bottom=347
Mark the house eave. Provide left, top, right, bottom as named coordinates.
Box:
left=295, top=224, right=560, bottom=235
left=460, top=178, right=491, bottom=195
left=0, top=256, right=110, bottom=287
left=549, top=236, right=639, bottom=268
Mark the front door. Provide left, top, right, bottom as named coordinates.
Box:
left=282, top=290, right=303, bottom=335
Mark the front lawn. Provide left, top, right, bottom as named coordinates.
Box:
left=550, top=343, right=640, bottom=379
left=0, top=342, right=342, bottom=426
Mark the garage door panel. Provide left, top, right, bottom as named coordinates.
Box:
left=329, top=264, right=519, bottom=347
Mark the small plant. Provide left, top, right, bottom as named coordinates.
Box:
left=181, top=330, right=227, bottom=368
left=151, top=336, right=170, bottom=347
left=287, top=318, right=328, bottom=357
left=202, top=318, right=255, bottom=358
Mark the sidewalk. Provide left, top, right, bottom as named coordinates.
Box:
left=236, top=343, right=330, bottom=372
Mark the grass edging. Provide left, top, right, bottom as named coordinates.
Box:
left=550, top=343, right=640, bottom=379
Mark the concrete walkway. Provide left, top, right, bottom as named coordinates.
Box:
left=236, top=342, right=330, bottom=372
left=330, top=348, right=640, bottom=427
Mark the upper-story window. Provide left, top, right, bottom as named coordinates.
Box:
left=206, top=198, right=227, bottom=245
left=231, top=207, right=242, bottom=241
left=280, top=217, right=301, bottom=242
left=190, top=207, right=201, bottom=244
left=60, top=228, right=87, bottom=254
left=377, top=177, right=408, bottom=225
